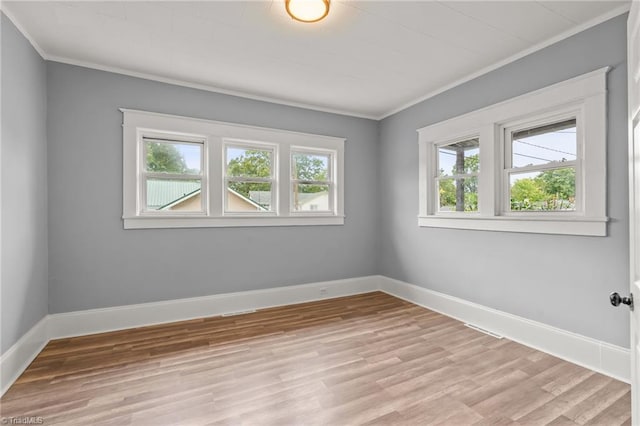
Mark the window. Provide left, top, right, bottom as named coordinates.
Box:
left=122, top=110, right=344, bottom=229
left=224, top=142, right=276, bottom=214
left=436, top=138, right=479, bottom=213
left=418, top=68, right=608, bottom=236
left=141, top=137, right=205, bottom=214
left=291, top=149, right=334, bottom=213
left=505, top=117, right=578, bottom=213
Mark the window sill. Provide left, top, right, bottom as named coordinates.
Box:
left=417, top=215, right=608, bottom=236
left=123, top=215, right=345, bottom=229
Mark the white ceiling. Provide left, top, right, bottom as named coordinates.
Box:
left=2, top=1, right=630, bottom=119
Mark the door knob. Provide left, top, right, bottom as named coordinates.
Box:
left=609, top=292, right=634, bottom=310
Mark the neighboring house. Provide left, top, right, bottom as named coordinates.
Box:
left=297, top=191, right=328, bottom=211
left=249, top=191, right=329, bottom=211
left=147, top=180, right=266, bottom=212
left=248, top=191, right=273, bottom=210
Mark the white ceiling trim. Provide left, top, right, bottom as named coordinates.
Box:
left=379, top=2, right=631, bottom=119
left=44, top=54, right=379, bottom=120
left=1, top=2, right=631, bottom=121
left=1, top=4, right=46, bottom=59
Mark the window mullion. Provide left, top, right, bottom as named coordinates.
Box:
left=479, top=125, right=497, bottom=216
left=419, top=138, right=431, bottom=215
left=280, top=145, right=291, bottom=216
left=209, top=136, right=222, bottom=216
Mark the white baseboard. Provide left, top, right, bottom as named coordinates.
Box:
left=1, top=274, right=630, bottom=398
left=48, top=276, right=379, bottom=339
left=378, top=275, right=631, bottom=383
left=0, top=316, right=49, bottom=396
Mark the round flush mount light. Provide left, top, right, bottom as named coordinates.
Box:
left=285, top=0, right=330, bottom=23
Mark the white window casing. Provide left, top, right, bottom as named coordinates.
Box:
left=122, top=109, right=345, bottom=229
left=290, top=147, right=337, bottom=215
left=223, top=139, right=278, bottom=216
left=502, top=112, right=581, bottom=215
left=139, top=134, right=207, bottom=216
left=433, top=136, right=481, bottom=214
left=417, top=67, right=609, bottom=236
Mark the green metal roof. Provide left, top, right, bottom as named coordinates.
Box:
left=146, top=180, right=200, bottom=210
left=146, top=180, right=268, bottom=211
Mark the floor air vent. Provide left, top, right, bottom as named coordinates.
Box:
left=221, top=309, right=256, bottom=317
left=464, top=323, right=504, bottom=339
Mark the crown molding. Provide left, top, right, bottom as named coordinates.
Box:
left=1, top=4, right=46, bottom=59
left=46, top=55, right=379, bottom=120
left=377, top=3, right=631, bottom=120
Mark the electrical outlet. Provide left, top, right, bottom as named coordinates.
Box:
left=320, top=287, right=328, bottom=296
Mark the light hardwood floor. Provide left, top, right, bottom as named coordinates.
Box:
left=0, top=292, right=631, bottom=425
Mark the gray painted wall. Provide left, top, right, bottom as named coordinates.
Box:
left=1, top=13, right=49, bottom=354
left=378, top=14, right=630, bottom=347
left=46, top=63, right=379, bottom=313
left=3, top=10, right=630, bottom=354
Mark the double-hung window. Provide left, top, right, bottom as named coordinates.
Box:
left=436, top=138, right=480, bottom=213
left=122, top=110, right=345, bottom=229
left=141, top=136, right=206, bottom=214
left=418, top=68, right=608, bottom=236
left=291, top=149, right=334, bottom=213
left=224, top=142, right=276, bottom=214
left=505, top=117, right=579, bottom=213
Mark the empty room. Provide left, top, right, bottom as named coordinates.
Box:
left=1, top=0, right=639, bottom=424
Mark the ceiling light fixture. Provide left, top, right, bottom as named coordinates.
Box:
left=285, top=0, right=330, bottom=23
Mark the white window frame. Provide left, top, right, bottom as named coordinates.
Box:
left=223, top=139, right=278, bottom=216
left=290, top=147, right=337, bottom=215
left=417, top=68, right=609, bottom=236
left=122, top=109, right=345, bottom=229
left=139, top=133, right=208, bottom=216
left=502, top=110, right=582, bottom=216
left=434, top=136, right=481, bottom=215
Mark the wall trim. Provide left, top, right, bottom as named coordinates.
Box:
left=378, top=276, right=631, bottom=384
left=0, top=7, right=46, bottom=59
left=379, top=4, right=630, bottom=119
left=47, top=276, right=378, bottom=339
left=0, top=316, right=49, bottom=396
left=1, top=275, right=630, bottom=397
left=47, top=56, right=378, bottom=120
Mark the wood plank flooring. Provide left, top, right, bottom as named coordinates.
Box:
left=0, top=292, right=631, bottom=425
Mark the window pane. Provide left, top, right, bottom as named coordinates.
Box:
left=438, top=138, right=479, bottom=177
left=146, top=178, right=202, bottom=211
left=438, top=177, right=478, bottom=212
left=292, top=152, right=330, bottom=181
left=511, top=119, right=576, bottom=168
left=227, top=182, right=272, bottom=212
left=509, top=167, right=576, bottom=211
left=145, top=140, right=201, bottom=175
left=292, top=183, right=330, bottom=212
left=226, top=146, right=272, bottom=178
